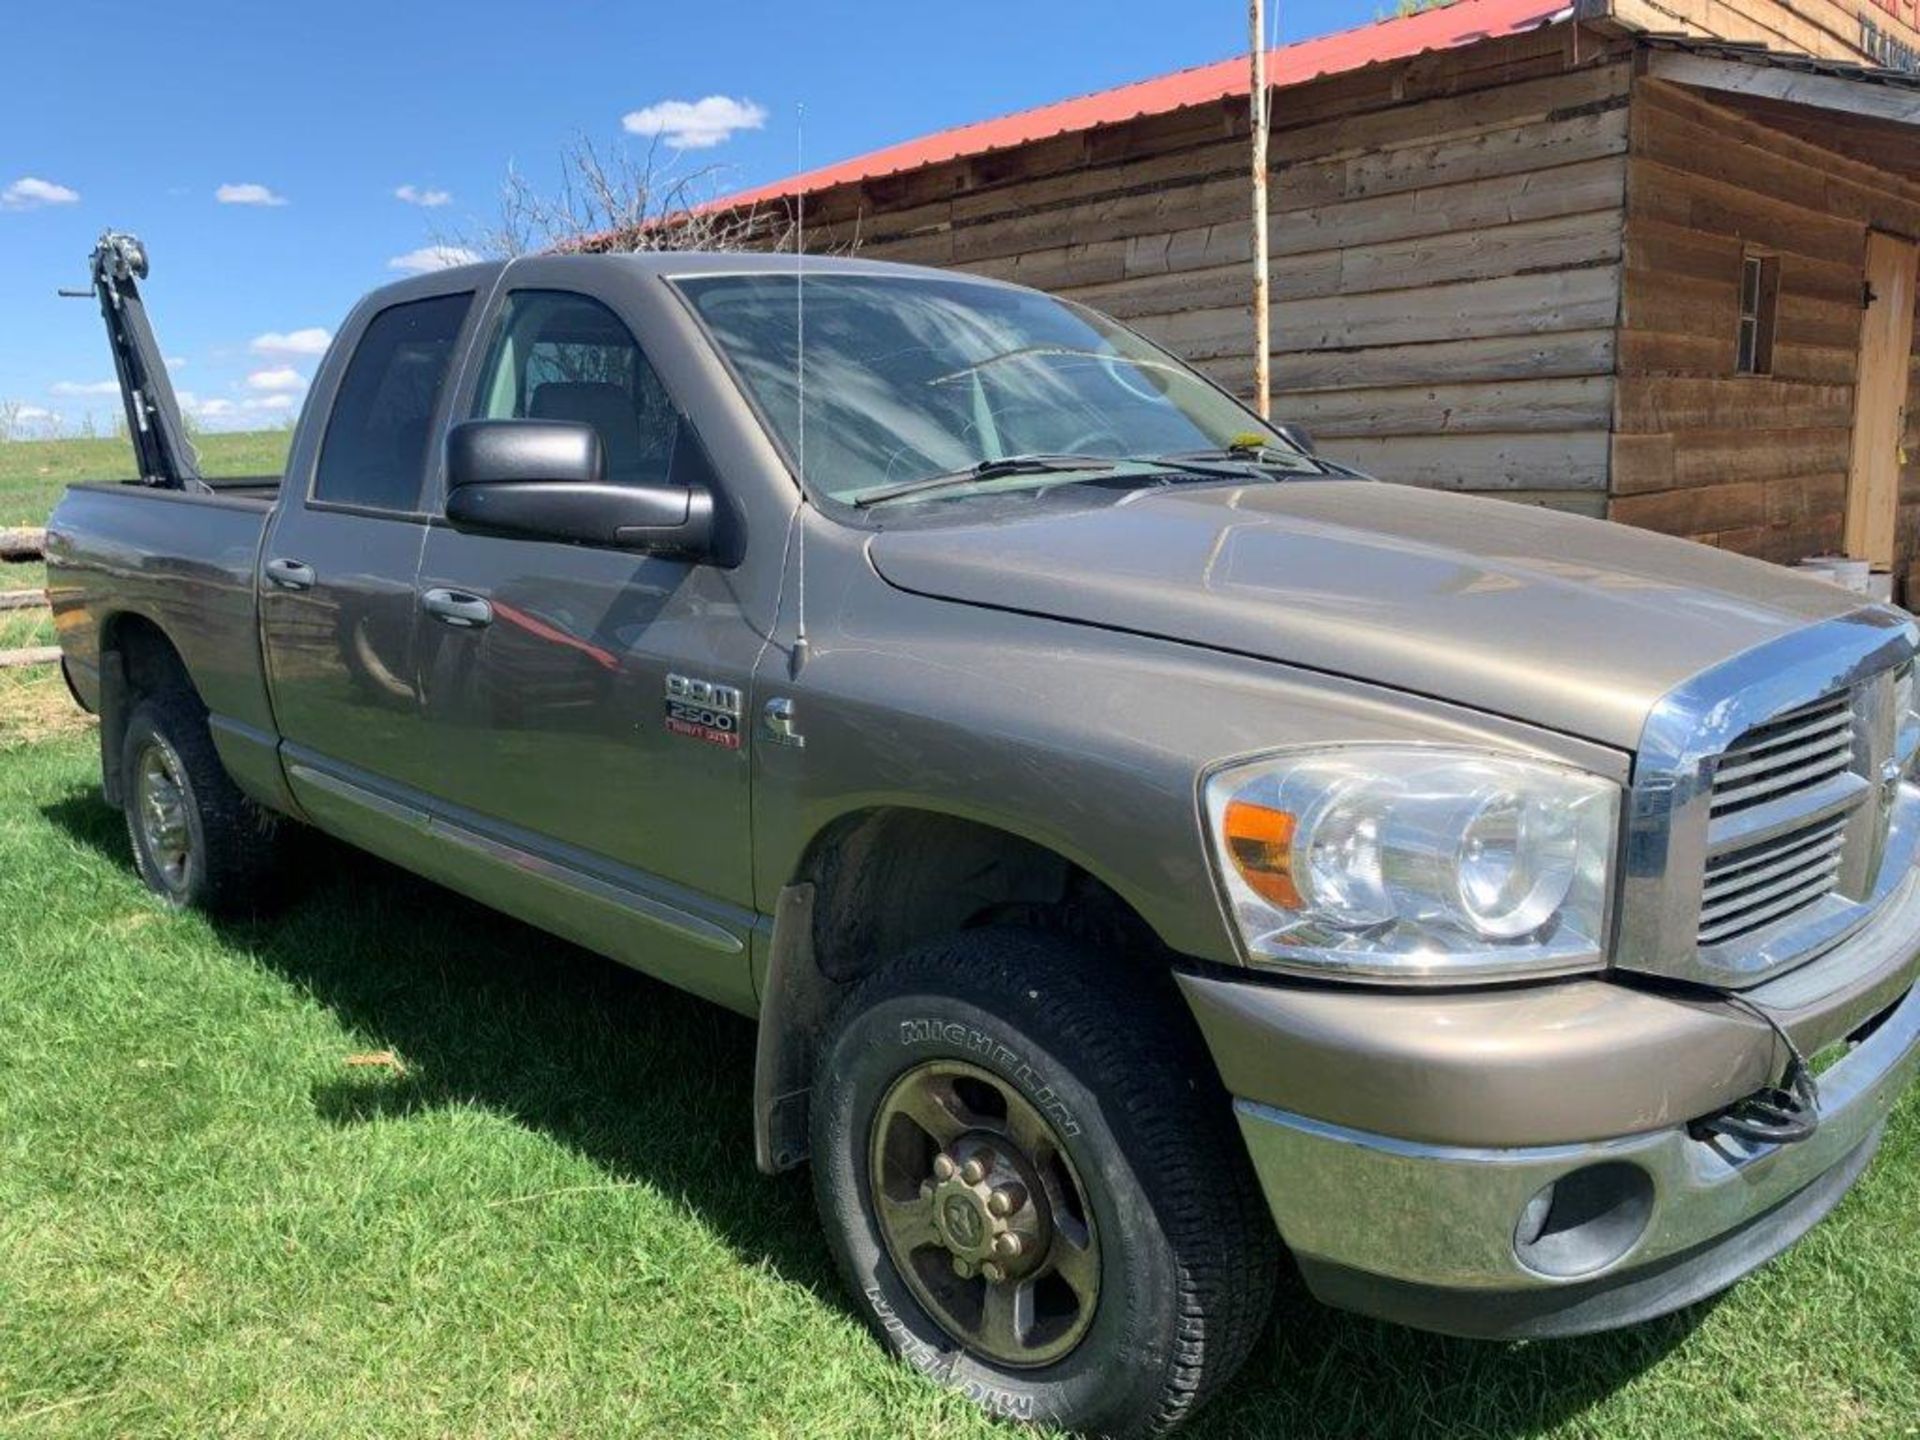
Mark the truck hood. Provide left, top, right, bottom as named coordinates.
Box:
left=867, top=481, right=1863, bottom=750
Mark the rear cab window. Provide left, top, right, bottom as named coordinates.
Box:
left=314, top=292, right=473, bottom=513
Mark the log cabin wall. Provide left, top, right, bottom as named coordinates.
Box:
left=1599, top=0, right=1920, bottom=69
left=1609, top=75, right=1920, bottom=573
left=796, top=25, right=1633, bottom=515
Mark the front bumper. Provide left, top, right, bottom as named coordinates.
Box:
left=1186, top=872, right=1920, bottom=1339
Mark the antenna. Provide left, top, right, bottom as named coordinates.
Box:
left=790, top=101, right=812, bottom=678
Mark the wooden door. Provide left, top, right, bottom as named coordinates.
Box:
left=1844, top=231, right=1919, bottom=568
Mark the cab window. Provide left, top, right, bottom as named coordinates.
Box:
left=472, top=290, right=681, bottom=486
left=314, top=291, right=471, bottom=511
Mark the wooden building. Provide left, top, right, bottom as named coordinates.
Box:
left=692, top=0, right=1920, bottom=590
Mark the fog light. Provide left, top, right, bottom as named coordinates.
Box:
left=1512, top=1162, right=1654, bottom=1279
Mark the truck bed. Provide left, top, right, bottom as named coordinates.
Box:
left=70, top=472, right=283, bottom=506
left=45, top=477, right=281, bottom=746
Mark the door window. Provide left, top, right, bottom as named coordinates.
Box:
left=471, top=290, right=681, bottom=486
left=314, top=292, right=472, bottom=511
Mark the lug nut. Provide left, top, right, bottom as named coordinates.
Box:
left=981, top=1261, right=1004, bottom=1283
left=960, top=1157, right=987, bottom=1185
left=932, top=1154, right=957, bottom=1181
left=920, top=1179, right=935, bottom=1200
left=993, top=1232, right=1022, bottom=1260
left=952, top=1256, right=975, bottom=1279
left=987, top=1184, right=1025, bottom=1218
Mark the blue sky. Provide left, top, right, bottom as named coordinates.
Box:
left=3, top=0, right=1375, bottom=436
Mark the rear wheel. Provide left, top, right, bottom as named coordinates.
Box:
left=811, top=929, right=1277, bottom=1437
left=121, top=690, right=281, bottom=913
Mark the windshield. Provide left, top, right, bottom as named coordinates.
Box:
left=675, top=272, right=1313, bottom=506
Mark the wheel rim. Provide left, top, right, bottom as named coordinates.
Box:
left=134, top=738, right=193, bottom=893
left=868, top=1059, right=1101, bottom=1368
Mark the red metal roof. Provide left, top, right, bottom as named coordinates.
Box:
left=718, top=0, right=1571, bottom=210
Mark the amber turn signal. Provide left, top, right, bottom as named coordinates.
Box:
left=1222, top=799, right=1302, bottom=909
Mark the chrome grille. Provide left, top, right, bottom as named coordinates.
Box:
left=1617, top=609, right=1915, bottom=990
left=1697, top=811, right=1848, bottom=946
left=1708, top=692, right=1856, bottom=818
left=1696, top=689, right=1860, bottom=949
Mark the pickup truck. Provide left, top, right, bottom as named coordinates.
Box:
left=47, top=232, right=1920, bottom=1437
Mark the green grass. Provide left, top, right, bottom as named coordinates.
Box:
left=0, top=430, right=291, bottom=529
left=0, top=429, right=291, bottom=610
left=1, top=735, right=1917, bottom=1438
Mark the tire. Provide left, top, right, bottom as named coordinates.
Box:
left=121, top=689, right=281, bottom=914
left=811, top=928, right=1277, bottom=1438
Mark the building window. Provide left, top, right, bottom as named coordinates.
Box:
left=1737, top=252, right=1779, bottom=376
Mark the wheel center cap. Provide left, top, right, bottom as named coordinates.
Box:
left=924, top=1138, right=1049, bottom=1282
left=937, top=1190, right=988, bottom=1253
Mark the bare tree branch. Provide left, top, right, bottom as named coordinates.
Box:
left=439, top=133, right=808, bottom=259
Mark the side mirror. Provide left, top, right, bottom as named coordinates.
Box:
left=1274, top=421, right=1316, bottom=455
left=444, top=419, right=715, bottom=558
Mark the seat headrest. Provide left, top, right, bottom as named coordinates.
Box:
left=530, top=381, right=651, bottom=483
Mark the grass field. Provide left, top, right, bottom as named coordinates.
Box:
left=1, top=749, right=1918, bottom=1438
left=0, top=433, right=1917, bottom=1437
left=0, top=431, right=292, bottom=600
left=0, top=429, right=291, bottom=528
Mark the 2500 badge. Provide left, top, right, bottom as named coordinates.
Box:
left=665, top=673, right=744, bottom=749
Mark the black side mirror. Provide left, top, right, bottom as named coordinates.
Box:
left=444, top=419, right=715, bottom=558
left=1274, top=421, right=1316, bottom=455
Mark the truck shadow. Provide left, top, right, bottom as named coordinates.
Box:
left=43, top=787, right=1703, bottom=1440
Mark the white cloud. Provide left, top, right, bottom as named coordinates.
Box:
left=250, top=327, right=331, bottom=358
left=621, top=95, right=767, bottom=149
left=177, top=390, right=296, bottom=428
left=386, top=244, right=480, bottom=274
left=216, top=182, right=288, bottom=207
left=245, top=367, right=306, bottom=393
left=166, top=356, right=187, bottom=370
left=176, top=391, right=233, bottom=419
left=395, top=184, right=452, bottom=207
left=2, top=176, right=80, bottom=210
left=10, top=404, right=61, bottom=431
left=49, top=379, right=121, bottom=397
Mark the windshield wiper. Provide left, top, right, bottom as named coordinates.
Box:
left=849, top=454, right=1119, bottom=509
left=1163, top=443, right=1354, bottom=478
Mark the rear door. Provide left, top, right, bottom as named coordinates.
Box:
left=260, top=279, right=484, bottom=834
left=408, top=275, right=764, bottom=1008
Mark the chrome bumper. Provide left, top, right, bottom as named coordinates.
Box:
left=1233, top=885, right=1920, bottom=1337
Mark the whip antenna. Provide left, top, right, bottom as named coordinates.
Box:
left=790, top=101, right=812, bottom=677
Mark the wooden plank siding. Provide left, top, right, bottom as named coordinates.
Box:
left=790, top=32, right=1633, bottom=513
left=1599, top=0, right=1920, bottom=69
left=1609, top=77, right=1920, bottom=570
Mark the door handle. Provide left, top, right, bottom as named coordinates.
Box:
left=422, top=587, right=493, bottom=629
left=265, top=557, right=315, bottom=591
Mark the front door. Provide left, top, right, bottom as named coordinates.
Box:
left=410, top=286, right=761, bottom=1007
left=1844, top=231, right=1919, bottom=569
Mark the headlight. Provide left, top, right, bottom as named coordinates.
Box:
left=1204, top=747, right=1619, bottom=982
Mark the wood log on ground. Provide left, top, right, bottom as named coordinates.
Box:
left=0, top=590, right=48, bottom=612
left=0, top=528, right=46, bottom=562
left=0, top=646, right=60, bottom=669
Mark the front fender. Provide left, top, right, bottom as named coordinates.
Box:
left=750, top=558, right=1628, bottom=968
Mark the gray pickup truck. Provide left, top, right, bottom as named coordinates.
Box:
left=46, top=233, right=1920, bottom=1436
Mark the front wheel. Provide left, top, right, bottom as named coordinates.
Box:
left=811, top=929, right=1277, bottom=1437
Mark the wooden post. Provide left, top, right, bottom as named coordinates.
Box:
left=1249, top=0, right=1271, bottom=417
